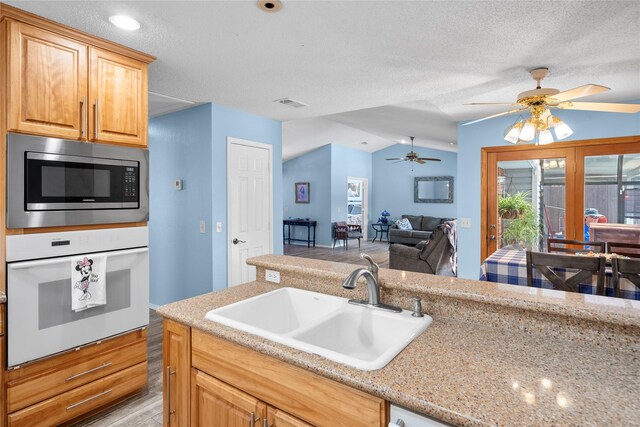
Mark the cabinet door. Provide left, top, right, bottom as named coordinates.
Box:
left=191, top=369, right=265, bottom=427
left=267, top=406, right=313, bottom=427
left=163, top=319, right=190, bottom=427
left=89, top=47, right=147, bottom=147
left=7, top=20, right=88, bottom=140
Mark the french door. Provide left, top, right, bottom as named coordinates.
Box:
left=482, top=136, right=640, bottom=260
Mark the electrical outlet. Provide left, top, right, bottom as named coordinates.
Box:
left=199, top=220, right=206, bottom=233
left=216, top=222, right=222, bottom=233
left=460, top=218, right=471, bottom=228
left=174, top=179, right=183, bottom=191
left=265, top=269, right=280, bottom=283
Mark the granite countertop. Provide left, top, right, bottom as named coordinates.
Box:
left=0, top=291, right=5, bottom=304
left=158, top=281, right=640, bottom=427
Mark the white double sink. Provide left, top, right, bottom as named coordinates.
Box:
left=205, top=287, right=432, bottom=371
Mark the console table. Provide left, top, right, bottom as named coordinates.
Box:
left=283, top=219, right=317, bottom=247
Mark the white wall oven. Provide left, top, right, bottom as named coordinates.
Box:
left=6, top=133, right=149, bottom=228
left=6, top=227, right=149, bottom=368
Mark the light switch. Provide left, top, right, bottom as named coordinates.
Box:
left=216, top=222, right=222, bottom=233
left=460, top=218, right=471, bottom=228
left=199, top=220, right=206, bottom=233
left=174, top=179, right=183, bottom=191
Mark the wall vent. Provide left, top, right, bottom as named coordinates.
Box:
left=274, top=98, right=308, bottom=108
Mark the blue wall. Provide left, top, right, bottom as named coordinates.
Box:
left=283, top=145, right=333, bottom=246
left=456, top=105, right=640, bottom=279
left=149, top=104, right=213, bottom=306
left=149, top=103, right=282, bottom=306
left=330, top=145, right=373, bottom=229
left=372, top=144, right=457, bottom=228
left=210, top=103, right=283, bottom=291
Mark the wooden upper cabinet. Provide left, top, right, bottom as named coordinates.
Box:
left=7, top=20, right=88, bottom=140
left=89, top=47, right=148, bottom=147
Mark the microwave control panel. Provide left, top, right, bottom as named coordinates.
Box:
left=123, top=167, right=138, bottom=201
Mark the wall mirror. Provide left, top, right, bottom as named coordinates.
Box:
left=414, top=176, right=454, bottom=203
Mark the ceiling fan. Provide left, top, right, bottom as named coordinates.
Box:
left=464, top=67, right=640, bottom=127
left=386, top=137, right=441, bottom=164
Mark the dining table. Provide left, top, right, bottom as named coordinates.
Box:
left=479, top=247, right=640, bottom=300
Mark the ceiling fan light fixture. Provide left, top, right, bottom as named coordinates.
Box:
left=538, top=129, right=554, bottom=145
left=504, top=120, right=523, bottom=144
left=553, top=118, right=574, bottom=140
left=519, top=120, right=536, bottom=141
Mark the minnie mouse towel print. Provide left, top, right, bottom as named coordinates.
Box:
left=71, top=254, right=107, bottom=312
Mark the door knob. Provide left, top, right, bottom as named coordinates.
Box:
left=232, top=238, right=246, bottom=245
left=489, top=235, right=496, bottom=240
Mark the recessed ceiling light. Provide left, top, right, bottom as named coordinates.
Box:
left=258, top=0, right=283, bottom=13
left=400, top=139, right=407, bottom=144
left=361, top=141, right=368, bottom=145
left=109, top=15, right=140, bottom=31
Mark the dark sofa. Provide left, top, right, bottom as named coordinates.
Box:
left=389, top=214, right=454, bottom=245
left=388, top=226, right=455, bottom=276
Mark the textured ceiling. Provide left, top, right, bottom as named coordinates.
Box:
left=7, top=1, right=640, bottom=157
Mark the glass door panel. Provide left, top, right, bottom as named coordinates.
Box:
left=584, top=153, right=640, bottom=228
left=496, top=159, right=566, bottom=252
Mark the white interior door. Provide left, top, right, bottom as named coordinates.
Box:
left=228, top=138, right=273, bottom=287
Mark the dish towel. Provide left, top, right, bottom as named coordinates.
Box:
left=71, top=254, right=107, bottom=312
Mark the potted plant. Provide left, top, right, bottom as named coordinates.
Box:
left=498, top=191, right=531, bottom=219
left=501, top=202, right=540, bottom=250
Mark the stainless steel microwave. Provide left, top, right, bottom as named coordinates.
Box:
left=7, top=133, right=149, bottom=228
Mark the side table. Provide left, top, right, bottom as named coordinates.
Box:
left=372, top=222, right=391, bottom=243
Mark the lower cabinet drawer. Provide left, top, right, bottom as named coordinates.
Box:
left=8, top=362, right=147, bottom=427
left=7, top=329, right=146, bottom=412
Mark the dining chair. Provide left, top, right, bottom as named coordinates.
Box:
left=611, top=257, right=640, bottom=298
left=547, top=238, right=605, bottom=254
left=526, top=251, right=606, bottom=295
left=332, top=221, right=363, bottom=249
left=606, top=242, right=640, bottom=259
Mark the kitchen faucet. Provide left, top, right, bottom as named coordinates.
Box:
left=342, top=253, right=401, bottom=312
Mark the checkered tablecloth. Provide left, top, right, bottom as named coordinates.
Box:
left=479, top=248, right=640, bottom=300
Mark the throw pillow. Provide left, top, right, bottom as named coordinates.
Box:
left=396, top=218, right=413, bottom=230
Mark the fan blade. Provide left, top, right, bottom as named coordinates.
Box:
left=550, top=84, right=609, bottom=102
left=415, top=159, right=426, bottom=164
left=462, top=108, right=526, bottom=126
left=393, top=160, right=405, bottom=164
left=416, top=158, right=442, bottom=162
left=558, top=101, right=640, bottom=113
left=465, top=102, right=517, bottom=106
left=386, top=157, right=405, bottom=161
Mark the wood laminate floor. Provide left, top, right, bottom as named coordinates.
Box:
left=283, top=239, right=390, bottom=268
left=74, top=240, right=390, bottom=426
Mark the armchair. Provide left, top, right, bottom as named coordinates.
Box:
left=388, top=226, right=455, bottom=276
left=333, top=221, right=363, bottom=249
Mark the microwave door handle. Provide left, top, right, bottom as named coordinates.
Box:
left=7, top=247, right=149, bottom=270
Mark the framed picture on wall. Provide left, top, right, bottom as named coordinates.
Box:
left=295, top=182, right=310, bottom=203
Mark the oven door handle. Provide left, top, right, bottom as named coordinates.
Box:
left=8, top=247, right=149, bottom=270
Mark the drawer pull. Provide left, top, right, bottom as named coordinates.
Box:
left=66, top=389, right=112, bottom=410
left=65, top=362, right=112, bottom=382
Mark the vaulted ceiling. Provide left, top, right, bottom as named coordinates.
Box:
left=8, top=1, right=639, bottom=159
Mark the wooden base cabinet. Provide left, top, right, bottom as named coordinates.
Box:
left=163, top=319, right=191, bottom=427
left=5, top=329, right=147, bottom=427
left=162, top=322, right=388, bottom=427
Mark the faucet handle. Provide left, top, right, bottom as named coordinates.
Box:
left=411, top=297, right=424, bottom=318
left=360, top=253, right=379, bottom=274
